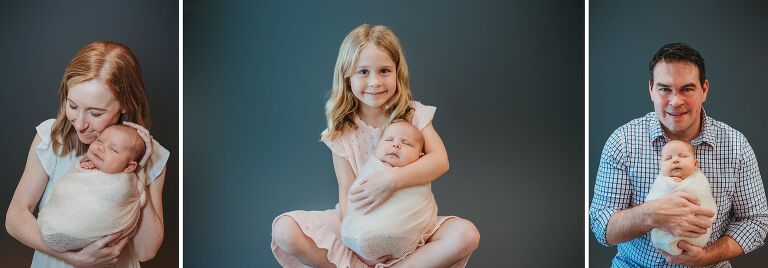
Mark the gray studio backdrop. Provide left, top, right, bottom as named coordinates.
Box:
left=185, top=0, right=583, bottom=266
left=0, top=1, right=178, bottom=267
left=589, top=0, right=768, bottom=267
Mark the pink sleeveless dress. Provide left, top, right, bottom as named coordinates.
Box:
left=271, top=101, right=469, bottom=268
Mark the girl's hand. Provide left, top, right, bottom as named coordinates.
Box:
left=60, top=233, right=130, bottom=267
left=122, top=121, right=153, bottom=168
left=348, top=171, right=397, bottom=214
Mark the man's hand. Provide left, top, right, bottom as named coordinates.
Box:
left=659, top=240, right=711, bottom=267
left=650, top=191, right=716, bottom=237
left=80, top=160, right=96, bottom=169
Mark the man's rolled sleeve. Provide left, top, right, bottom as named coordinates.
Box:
left=724, top=140, right=768, bottom=253
left=590, top=128, right=632, bottom=246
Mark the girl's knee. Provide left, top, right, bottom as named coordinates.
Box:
left=272, top=216, right=303, bottom=254
left=447, top=218, right=480, bottom=253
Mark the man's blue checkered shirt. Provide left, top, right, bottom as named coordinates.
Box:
left=590, top=112, right=768, bottom=267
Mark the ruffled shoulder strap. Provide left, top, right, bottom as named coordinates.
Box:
left=320, top=129, right=347, bottom=158
left=35, top=119, right=58, bottom=177
left=410, top=101, right=437, bottom=131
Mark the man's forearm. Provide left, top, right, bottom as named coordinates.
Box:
left=606, top=203, right=655, bottom=245
left=701, top=236, right=744, bottom=265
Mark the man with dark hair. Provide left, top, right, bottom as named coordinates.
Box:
left=590, top=43, right=768, bottom=267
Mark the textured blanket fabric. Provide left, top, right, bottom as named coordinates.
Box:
left=341, top=157, right=438, bottom=261
left=645, top=169, right=717, bottom=255
left=37, top=166, right=145, bottom=252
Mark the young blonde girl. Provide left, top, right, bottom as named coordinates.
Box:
left=271, top=24, right=479, bottom=268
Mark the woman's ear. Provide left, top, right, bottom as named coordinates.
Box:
left=124, top=161, right=138, bottom=173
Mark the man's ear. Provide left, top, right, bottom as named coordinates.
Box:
left=124, top=161, right=138, bottom=173
left=701, top=79, right=709, bottom=102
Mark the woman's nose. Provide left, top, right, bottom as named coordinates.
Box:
left=72, top=113, right=89, bottom=131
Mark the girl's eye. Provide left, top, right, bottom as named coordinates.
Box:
left=357, top=69, right=368, bottom=75
left=380, top=69, right=391, bottom=74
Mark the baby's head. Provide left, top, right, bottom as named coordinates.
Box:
left=374, top=121, right=424, bottom=167
left=86, top=125, right=145, bottom=174
left=660, top=140, right=698, bottom=179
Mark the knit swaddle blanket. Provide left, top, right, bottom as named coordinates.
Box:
left=644, top=169, right=717, bottom=255
left=341, top=157, right=438, bottom=261
left=37, top=165, right=145, bottom=252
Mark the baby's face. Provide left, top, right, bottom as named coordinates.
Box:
left=86, top=126, right=143, bottom=173
left=660, top=140, right=698, bottom=179
left=374, top=122, right=424, bottom=167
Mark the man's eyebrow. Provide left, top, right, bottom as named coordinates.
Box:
left=66, top=98, right=108, bottom=111
left=654, top=83, right=698, bottom=89
left=681, top=83, right=697, bottom=88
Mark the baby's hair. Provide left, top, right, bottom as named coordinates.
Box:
left=383, top=120, right=425, bottom=148
left=665, top=140, right=696, bottom=158
left=107, top=125, right=146, bottom=162
left=324, top=24, right=414, bottom=140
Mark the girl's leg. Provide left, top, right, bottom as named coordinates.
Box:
left=272, top=216, right=335, bottom=268
left=392, top=218, right=480, bottom=268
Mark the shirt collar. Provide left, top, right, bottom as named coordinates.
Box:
left=648, top=109, right=716, bottom=147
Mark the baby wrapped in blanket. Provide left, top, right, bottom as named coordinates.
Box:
left=37, top=125, right=147, bottom=252
left=341, top=121, right=438, bottom=263
left=645, top=140, right=717, bottom=255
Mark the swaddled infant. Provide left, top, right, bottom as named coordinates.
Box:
left=341, top=121, right=438, bottom=263
left=37, top=125, right=146, bottom=252
left=645, top=140, right=717, bottom=255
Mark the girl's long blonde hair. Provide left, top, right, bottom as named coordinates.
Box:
left=51, top=41, right=151, bottom=156
left=324, top=24, right=413, bottom=140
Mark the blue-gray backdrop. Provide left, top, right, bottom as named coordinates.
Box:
left=184, top=0, right=584, bottom=266
left=589, top=0, right=768, bottom=267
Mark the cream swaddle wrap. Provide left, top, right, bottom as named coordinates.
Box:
left=37, top=164, right=146, bottom=252
left=341, top=156, right=438, bottom=260
left=645, top=169, right=717, bottom=255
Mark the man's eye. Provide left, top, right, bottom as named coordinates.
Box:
left=659, top=88, right=671, bottom=92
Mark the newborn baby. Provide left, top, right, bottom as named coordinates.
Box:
left=37, top=125, right=146, bottom=252
left=645, top=140, right=717, bottom=255
left=341, top=121, right=438, bottom=263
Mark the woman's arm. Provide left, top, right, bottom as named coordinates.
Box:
left=332, top=154, right=356, bottom=219
left=389, top=122, right=449, bottom=189
left=6, top=135, right=65, bottom=258
left=131, top=167, right=166, bottom=262
left=6, top=135, right=126, bottom=266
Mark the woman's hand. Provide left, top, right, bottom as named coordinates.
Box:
left=60, top=233, right=130, bottom=267
left=348, top=171, right=397, bottom=214
left=122, top=121, right=153, bottom=168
